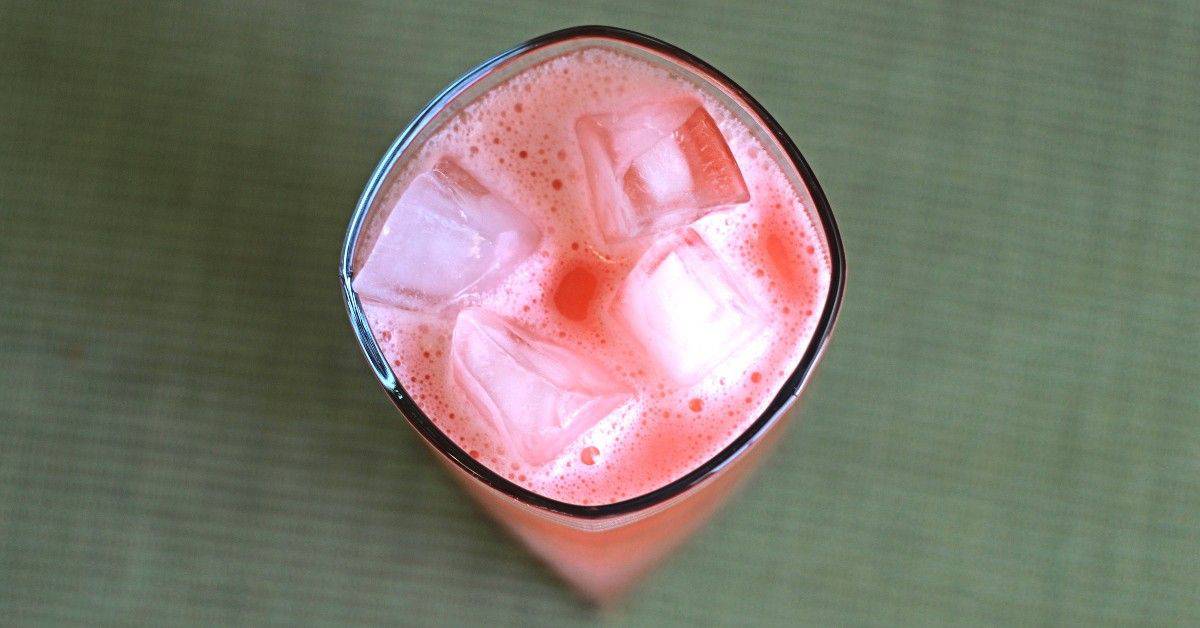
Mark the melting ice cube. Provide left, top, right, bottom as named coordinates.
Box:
left=576, top=99, right=749, bottom=245
left=353, top=157, right=540, bottom=312
left=449, top=308, right=633, bottom=466
left=612, top=228, right=767, bottom=384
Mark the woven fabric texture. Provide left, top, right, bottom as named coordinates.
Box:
left=2, top=1, right=1198, bottom=625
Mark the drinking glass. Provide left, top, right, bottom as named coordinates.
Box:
left=339, top=25, right=846, bottom=603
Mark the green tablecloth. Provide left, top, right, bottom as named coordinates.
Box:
left=2, top=2, right=1198, bottom=625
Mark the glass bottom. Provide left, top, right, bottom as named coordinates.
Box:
left=434, top=403, right=795, bottom=604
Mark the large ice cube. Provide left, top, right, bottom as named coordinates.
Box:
left=612, top=228, right=767, bottom=384
left=353, top=157, right=540, bottom=312
left=576, top=99, right=749, bottom=245
left=450, top=308, right=633, bottom=466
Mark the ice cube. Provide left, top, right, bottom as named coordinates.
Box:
left=450, top=308, right=633, bottom=466
left=353, top=157, right=540, bottom=312
left=576, top=99, right=749, bottom=245
left=612, top=228, right=767, bottom=384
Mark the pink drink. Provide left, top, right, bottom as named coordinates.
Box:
left=343, top=28, right=844, bottom=603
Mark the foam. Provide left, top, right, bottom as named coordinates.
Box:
left=358, top=47, right=830, bottom=506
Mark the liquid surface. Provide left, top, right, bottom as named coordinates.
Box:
left=357, top=46, right=830, bottom=506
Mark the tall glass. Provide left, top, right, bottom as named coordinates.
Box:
left=339, top=26, right=846, bottom=603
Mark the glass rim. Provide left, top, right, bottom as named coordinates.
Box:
left=339, top=25, right=847, bottom=519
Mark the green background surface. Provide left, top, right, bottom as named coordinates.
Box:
left=2, top=1, right=1198, bottom=625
